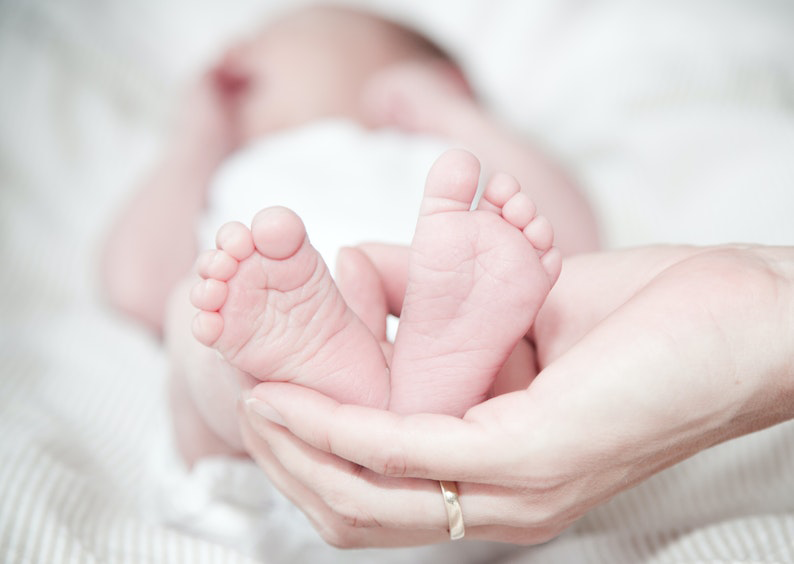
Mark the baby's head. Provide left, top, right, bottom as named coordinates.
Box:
left=217, top=4, right=463, bottom=142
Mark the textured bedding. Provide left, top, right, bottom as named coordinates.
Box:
left=2, top=0, right=794, bottom=562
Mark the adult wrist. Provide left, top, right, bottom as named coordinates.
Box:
left=739, top=246, right=794, bottom=425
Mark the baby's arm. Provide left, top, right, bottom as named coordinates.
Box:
left=102, top=70, right=240, bottom=333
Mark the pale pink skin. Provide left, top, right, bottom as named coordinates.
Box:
left=387, top=150, right=561, bottom=415
left=233, top=243, right=794, bottom=548
left=101, top=6, right=598, bottom=464
left=190, top=206, right=391, bottom=410
left=187, top=150, right=560, bottom=454
left=360, top=60, right=600, bottom=257
left=101, top=6, right=462, bottom=334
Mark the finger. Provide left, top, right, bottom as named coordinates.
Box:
left=245, top=399, right=449, bottom=531
left=237, top=409, right=328, bottom=526
left=238, top=412, right=445, bottom=548
left=335, top=247, right=388, bottom=341
left=243, top=401, right=574, bottom=543
left=246, top=382, right=524, bottom=482
left=356, top=243, right=411, bottom=317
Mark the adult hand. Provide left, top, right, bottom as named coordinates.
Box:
left=239, top=245, right=794, bottom=548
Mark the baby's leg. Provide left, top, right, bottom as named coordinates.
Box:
left=388, top=150, right=561, bottom=416
left=190, top=207, right=390, bottom=408
left=363, top=62, right=600, bottom=256
left=164, top=276, right=253, bottom=464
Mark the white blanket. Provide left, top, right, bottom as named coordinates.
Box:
left=201, top=121, right=448, bottom=274
left=2, top=0, right=794, bottom=562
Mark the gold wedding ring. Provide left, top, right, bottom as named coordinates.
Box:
left=439, top=480, right=465, bottom=540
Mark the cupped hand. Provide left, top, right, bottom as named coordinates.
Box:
left=239, top=385, right=575, bottom=548
left=239, top=245, right=794, bottom=548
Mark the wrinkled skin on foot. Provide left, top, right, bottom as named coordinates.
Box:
left=389, top=150, right=560, bottom=416
left=190, top=206, right=390, bottom=408
left=239, top=243, right=794, bottom=547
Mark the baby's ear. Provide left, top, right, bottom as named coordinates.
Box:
left=359, top=59, right=474, bottom=130
left=212, top=63, right=250, bottom=94
left=211, top=43, right=254, bottom=92
left=435, top=59, right=475, bottom=100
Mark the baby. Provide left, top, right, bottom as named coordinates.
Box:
left=103, top=4, right=599, bottom=464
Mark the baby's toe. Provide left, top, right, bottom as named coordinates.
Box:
left=196, top=249, right=238, bottom=281
left=251, top=206, right=307, bottom=261
left=192, top=311, right=224, bottom=347
left=420, top=150, right=481, bottom=216
left=190, top=279, right=228, bottom=312
left=216, top=221, right=255, bottom=260
left=478, top=173, right=521, bottom=213
left=539, top=247, right=562, bottom=285
left=524, top=215, right=554, bottom=252
left=502, top=192, right=538, bottom=231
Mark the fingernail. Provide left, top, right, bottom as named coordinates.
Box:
left=245, top=398, right=286, bottom=427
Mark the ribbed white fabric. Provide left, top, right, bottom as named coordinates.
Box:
left=1, top=0, right=793, bottom=562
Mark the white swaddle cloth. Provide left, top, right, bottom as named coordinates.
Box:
left=201, top=120, right=451, bottom=274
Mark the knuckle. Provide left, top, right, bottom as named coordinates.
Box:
left=302, top=508, right=354, bottom=549
left=372, top=447, right=412, bottom=478
left=328, top=499, right=377, bottom=529
left=357, top=419, right=419, bottom=478
left=511, top=486, right=571, bottom=529
left=320, top=489, right=378, bottom=530
left=337, top=508, right=375, bottom=529
left=317, top=524, right=357, bottom=549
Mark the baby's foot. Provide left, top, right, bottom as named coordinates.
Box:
left=190, top=207, right=390, bottom=408
left=389, top=150, right=561, bottom=416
